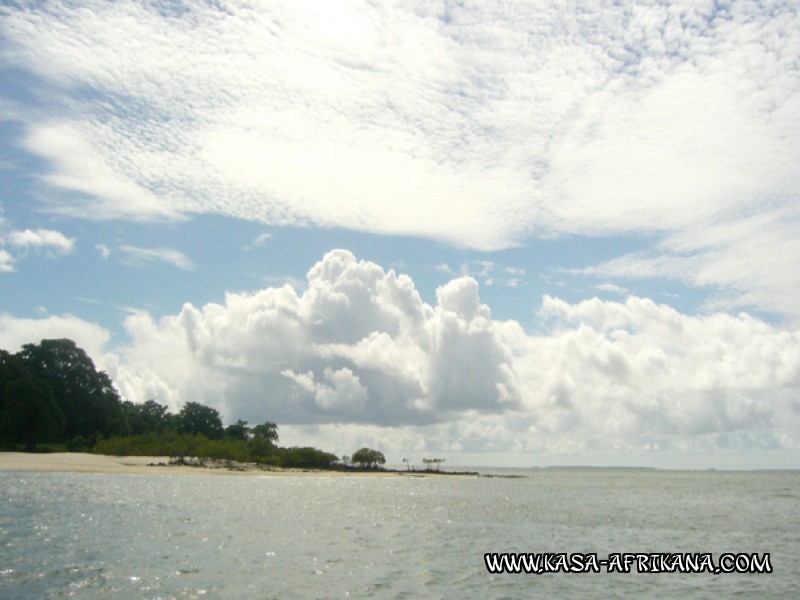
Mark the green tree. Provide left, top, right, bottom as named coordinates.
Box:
left=422, top=458, right=446, bottom=471
left=122, top=399, right=172, bottom=435
left=251, top=421, right=279, bottom=444
left=177, top=402, right=224, bottom=440
left=17, top=339, right=125, bottom=440
left=351, top=447, right=386, bottom=469
left=1, top=377, right=65, bottom=451
left=225, top=419, right=251, bottom=441
left=278, top=446, right=338, bottom=469
left=249, top=421, right=279, bottom=458
left=0, top=349, right=27, bottom=421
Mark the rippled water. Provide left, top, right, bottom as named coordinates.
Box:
left=1, top=469, right=798, bottom=598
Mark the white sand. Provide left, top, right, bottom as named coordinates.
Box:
left=0, top=452, right=437, bottom=477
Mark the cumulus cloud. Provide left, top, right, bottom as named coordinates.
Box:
left=2, top=1, right=798, bottom=315
left=0, top=250, right=797, bottom=464
left=0, top=313, right=111, bottom=367
left=101, top=251, right=800, bottom=462
left=118, top=245, right=196, bottom=271
left=111, top=250, right=523, bottom=425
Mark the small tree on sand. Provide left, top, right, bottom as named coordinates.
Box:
left=351, top=447, right=386, bottom=469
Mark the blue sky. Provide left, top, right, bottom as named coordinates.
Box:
left=1, top=0, right=799, bottom=469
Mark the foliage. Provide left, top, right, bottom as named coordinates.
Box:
left=177, top=401, right=224, bottom=440
left=251, top=422, right=279, bottom=444
left=275, top=446, right=338, bottom=469
left=225, top=419, right=251, bottom=441
left=95, top=431, right=249, bottom=463
left=93, top=432, right=337, bottom=469
left=247, top=421, right=279, bottom=457
left=0, top=377, right=65, bottom=451
left=351, top=447, right=386, bottom=468
left=0, top=350, right=26, bottom=417
left=422, top=458, right=446, bottom=471
left=122, top=399, right=172, bottom=435
left=16, top=339, right=125, bottom=440
left=0, top=338, right=342, bottom=470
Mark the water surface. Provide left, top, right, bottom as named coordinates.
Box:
left=1, top=469, right=797, bottom=598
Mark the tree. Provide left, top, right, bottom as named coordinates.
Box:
left=122, top=399, right=172, bottom=435
left=351, top=447, right=386, bottom=469
left=1, top=377, right=65, bottom=451
left=249, top=421, right=279, bottom=457
left=422, top=458, right=446, bottom=471
left=0, top=349, right=27, bottom=419
left=17, top=339, right=125, bottom=440
left=277, top=447, right=338, bottom=469
left=251, top=422, right=279, bottom=444
left=225, top=419, right=251, bottom=441
left=177, top=402, right=224, bottom=440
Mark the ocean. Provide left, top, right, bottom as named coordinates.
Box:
left=1, top=468, right=798, bottom=598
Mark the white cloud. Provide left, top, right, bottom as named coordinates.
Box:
left=21, top=122, right=182, bottom=222
left=579, top=209, right=800, bottom=318
left=118, top=245, right=196, bottom=271
left=0, top=249, right=14, bottom=272
left=101, top=251, right=800, bottom=464
left=95, top=244, right=111, bottom=259
left=457, top=260, right=526, bottom=288
left=2, top=1, right=798, bottom=315
left=435, top=263, right=454, bottom=275
left=0, top=250, right=797, bottom=466
left=7, top=228, right=75, bottom=254
left=0, top=314, right=111, bottom=368
left=243, top=232, right=272, bottom=251
left=596, top=283, right=628, bottom=295
left=112, top=250, right=523, bottom=424
left=0, top=227, right=74, bottom=270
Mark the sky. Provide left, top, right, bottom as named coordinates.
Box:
left=1, top=0, right=799, bottom=469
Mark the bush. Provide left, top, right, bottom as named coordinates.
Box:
left=276, top=447, right=338, bottom=469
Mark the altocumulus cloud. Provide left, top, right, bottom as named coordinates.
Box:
left=96, top=251, right=800, bottom=460
left=2, top=0, right=799, bottom=316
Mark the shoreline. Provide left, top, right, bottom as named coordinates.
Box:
left=0, top=452, right=479, bottom=478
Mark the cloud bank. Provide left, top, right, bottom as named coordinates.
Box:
left=70, top=251, right=799, bottom=462
left=2, top=1, right=799, bottom=316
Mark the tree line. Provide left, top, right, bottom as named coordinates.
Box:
left=0, top=338, right=389, bottom=470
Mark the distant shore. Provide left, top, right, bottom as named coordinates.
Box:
left=0, top=452, right=478, bottom=477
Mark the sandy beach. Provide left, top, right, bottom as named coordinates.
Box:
left=0, top=452, right=454, bottom=477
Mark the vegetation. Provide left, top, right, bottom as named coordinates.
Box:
left=1, top=377, right=64, bottom=451
left=1, top=340, right=122, bottom=450
left=422, top=458, right=446, bottom=471
left=122, top=399, right=172, bottom=435
left=16, top=339, right=126, bottom=441
left=0, top=338, right=341, bottom=469
left=177, top=401, right=224, bottom=439
left=351, top=447, right=386, bottom=469
left=0, top=339, right=475, bottom=477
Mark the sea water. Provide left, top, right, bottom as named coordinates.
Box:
left=1, top=468, right=798, bottom=598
